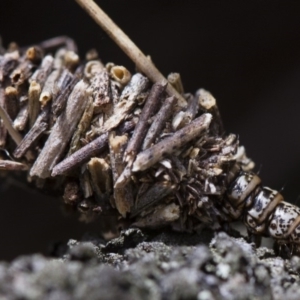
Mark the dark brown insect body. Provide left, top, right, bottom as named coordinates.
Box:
left=0, top=36, right=299, bottom=257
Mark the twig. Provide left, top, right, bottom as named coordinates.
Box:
left=132, top=113, right=212, bottom=172
left=0, top=104, right=23, bottom=145
left=74, top=0, right=187, bottom=107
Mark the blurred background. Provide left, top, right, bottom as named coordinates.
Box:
left=1, top=0, right=300, bottom=260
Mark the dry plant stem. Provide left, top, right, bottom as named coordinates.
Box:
left=0, top=160, right=28, bottom=171
left=5, top=86, right=19, bottom=119
left=124, top=82, right=166, bottom=163
left=167, top=73, right=184, bottom=94
left=132, top=113, right=212, bottom=172
left=197, top=89, right=224, bottom=135
left=51, top=132, right=109, bottom=176
left=13, top=104, right=50, bottom=159
left=0, top=88, right=7, bottom=147
left=109, top=132, right=133, bottom=216
left=30, top=55, right=54, bottom=88
left=52, top=72, right=80, bottom=117
left=28, top=81, right=41, bottom=127
left=87, top=158, right=112, bottom=199
left=0, top=104, right=23, bottom=145
left=68, top=96, right=94, bottom=155
left=74, top=0, right=187, bottom=107
left=13, top=104, right=29, bottom=131
left=37, top=36, right=78, bottom=53
left=142, top=96, right=177, bottom=150
left=97, top=73, right=149, bottom=135
left=30, top=80, right=89, bottom=178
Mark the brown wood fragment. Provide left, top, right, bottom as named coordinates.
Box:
left=87, top=157, right=112, bottom=199
left=90, top=69, right=111, bottom=113
left=39, top=69, right=60, bottom=107
left=0, top=51, right=19, bottom=82
left=108, top=132, right=133, bottom=216
left=38, top=36, right=78, bottom=53
left=124, top=82, right=166, bottom=163
left=28, top=81, right=41, bottom=127
left=197, top=89, right=224, bottom=135
left=110, top=65, right=131, bottom=86
left=29, top=55, right=54, bottom=88
left=13, top=104, right=29, bottom=131
left=167, top=73, right=184, bottom=94
left=51, top=68, right=73, bottom=104
left=0, top=104, right=23, bottom=145
left=13, top=104, right=50, bottom=159
left=10, top=59, right=33, bottom=86
left=0, top=88, right=7, bottom=147
left=4, top=86, right=19, bottom=120
left=132, top=113, right=212, bottom=172
left=142, top=96, right=176, bottom=150
left=52, top=71, right=81, bottom=117
left=30, top=80, right=90, bottom=178
left=26, top=46, right=43, bottom=64
left=95, top=73, right=149, bottom=135
left=51, top=132, right=109, bottom=177
left=0, top=160, right=28, bottom=171
left=68, top=95, right=94, bottom=155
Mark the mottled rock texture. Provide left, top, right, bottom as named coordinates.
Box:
left=0, top=229, right=299, bottom=300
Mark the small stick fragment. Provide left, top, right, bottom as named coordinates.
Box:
left=131, top=182, right=175, bottom=217
left=75, top=0, right=187, bottom=107
left=0, top=160, right=28, bottom=171
left=13, top=104, right=29, bottom=131
left=109, top=132, right=133, bottom=216
left=10, top=60, right=33, bottom=86
left=90, top=69, right=111, bottom=113
left=0, top=51, right=19, bottom=81
left=13, top=104, right=50, bottom=159
left=26, top=46, right=43, bottom=64
left=87, top=157, right=112, bottom=199
left=0, top=88, right=7, bottom=147
left=4, top=86, right=19, bottom=119
left=38, top=36, right=78, bottom=53
left=52, top=71, right=81, bottom=116
left=39, top=69, right=60, bottom=107
left=132, top=113, right=212, bottom=172
left=28, top=81, right=41, bottom=127
left=51, top=132, right=109, bottom=177
left=30, top=80, right=90, bottom=178
left=142, top=96, right=176, bottom=150
left=68, top=95, right=94, bottom=155
left=96, top=73, right=149, bottom=135
left=29, top=55, right=54, bottom=88
left=51, top=68, right=73, bottom=103
left=197, top=89, right=224, bottom=135
left=110, top=65, right=131, bottom=86
left=0, top=104, right=23, bottom=145
left=64, top=51, right=79, bottom=70
left=167, top=73, right=184, bottom=94
left=124, top=82, right=166, bottom=163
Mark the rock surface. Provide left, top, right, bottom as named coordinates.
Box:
left=0, top=229, right=300, bottom=300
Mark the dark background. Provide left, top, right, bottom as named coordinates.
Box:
left=1, top=0, right=300, bottom=260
